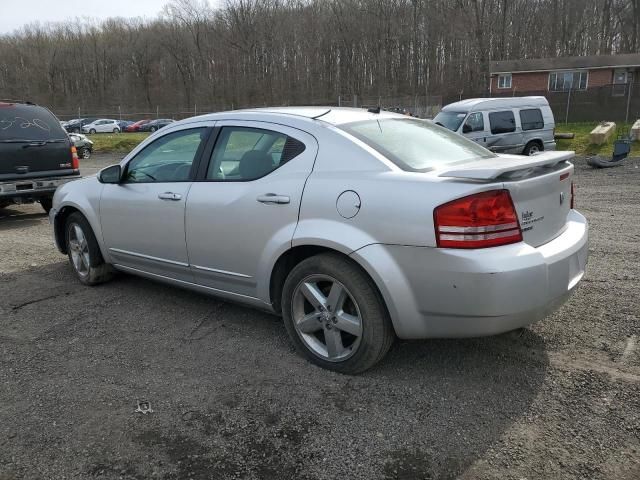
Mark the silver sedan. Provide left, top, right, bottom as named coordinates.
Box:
left=50, top=107, right=588, bottom=373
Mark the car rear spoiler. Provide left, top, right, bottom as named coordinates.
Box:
left=438, top=151, right=575, bottom=181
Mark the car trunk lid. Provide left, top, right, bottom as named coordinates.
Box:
left=439, top=151, right=574, bottom=247
left=0, top=103, right=75, bottom=179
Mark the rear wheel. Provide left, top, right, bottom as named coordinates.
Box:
left=282, top=253, right=394, bottom=374
left=523, top=141, right=543, bottom=156
left=39, top=197, right=53, bottom=214
left=65, top=212, right=113, bottom=286
left=113, top=128, right=120, bottom=133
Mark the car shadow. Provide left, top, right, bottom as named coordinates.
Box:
left=2, top=262, right=550, bottom=480
left=0, top=206, right=47, bottom=231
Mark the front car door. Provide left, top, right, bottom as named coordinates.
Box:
left=460, top=112, right=489, bottom=148
left=185, top=121, right=318, bottom=302
left=100, top=126, right=212, bottom=281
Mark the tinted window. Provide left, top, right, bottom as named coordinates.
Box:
left=0, top=103, right=67, bottom=141
left=340, top=118, right=495, bottom=172
left=125, top=128, right=207, bottom=183
left=206, top=127, right=305, bottom=181
left=489, top=111, right=516, bottom=134
left=520, top=109, right=544, bottom=131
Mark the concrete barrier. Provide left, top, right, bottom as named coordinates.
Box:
left=590, top=122, right=616, bottom=145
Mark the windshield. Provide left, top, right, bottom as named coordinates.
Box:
left=340, top=118, right=495, bottom=172
left=0, top=104, right=68, bottom=141
left=433, top=111, right=467, bottom=131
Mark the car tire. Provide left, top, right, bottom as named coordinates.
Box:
left=113, top=128, right=120, bottom=133
left=39, top=197, right=53, bottom=214
left=523, top=141, right=543, bottom=156
left=73, top=128, right=80, bottom=133
left=65, top=212, right=113, bottom=286
left=150, top=126, right=157, bottom=132
left=281, top=253, right=394, bottom=374
left=81, top=147, right=91, bottom=159
left=89, top=129, right=96, bottom=134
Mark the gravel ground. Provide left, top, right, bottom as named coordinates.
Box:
left=0, top=153, right=638, bottom=480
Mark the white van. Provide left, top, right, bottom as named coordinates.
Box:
left=433, top=96, right=556, bottom=156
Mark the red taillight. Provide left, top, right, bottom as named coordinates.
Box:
left=434, top=189, right=523, bottom=249
left=71, top=146, right=79, bottom=170
left=570, top=182, right=575, bottom=209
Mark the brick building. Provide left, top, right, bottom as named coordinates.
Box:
left=489, top=53, right=640, bottom=96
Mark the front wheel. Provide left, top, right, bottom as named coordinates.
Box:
left=282, top=253, right=394, bottom=374
left=80, top=147, right=91, bottom=159
left=65, top=212, right=113, bottom=286
left=150, top=126, right=157, bottom=132
left=89, top=129, right=96, bottom=134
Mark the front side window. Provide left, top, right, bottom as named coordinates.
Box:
left=432, top=111, right=466, bottom=132
left=340, top=118, right=495, bottom=172
left=489, top=111, right=516, bottom=134
left=520, top=109, right=544, bottom=131
left=206, top=127, right=305, bottom=181
left=463, top=112, right=484, bottom=133
left=548, top=71, right=588, bottom=91
left=498, top=74, right=512, bottom=89
left=124, top=128, right=207, bottom=183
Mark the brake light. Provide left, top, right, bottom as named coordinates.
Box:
left=570, top=182, right=575, bottom=209
left=71, top=146, right=79, bottom=169
left=434, top=189, right=523, bottom=249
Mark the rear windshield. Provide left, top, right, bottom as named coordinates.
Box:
left=0, top=104, right=67, bottom=141
left=340, top=118, right=495, bottom=172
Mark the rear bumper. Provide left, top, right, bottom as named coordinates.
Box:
left=0, top=174, right=81, bottom=200
left=351, top=210, right=588, bottom=339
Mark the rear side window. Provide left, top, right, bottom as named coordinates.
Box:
left=0, top=104, right=67, bottom=141
left=519, top=109, right=544, bottom=131
left=206, top=127, right=306, bottom=181
left=489, top=111, right=516, bottom=134
left=340, top=118, right=495, bottom=172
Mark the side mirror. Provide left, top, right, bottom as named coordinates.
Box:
left=462, top=123, right=472, bottom=134
left=98, top=164, right=122, bottom=184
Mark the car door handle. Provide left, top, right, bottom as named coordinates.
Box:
left=158, top=192, right=182, bottom=201
left=257, top=194, right=290, bottom=204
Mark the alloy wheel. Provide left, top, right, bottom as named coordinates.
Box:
left=68, top=223, right=91, bottom=277
left=291, top=274, right=363, bottom=362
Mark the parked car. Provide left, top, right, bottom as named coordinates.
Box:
left=64, top=117, right=99, bottom=134
left=69, top=133, right=93, bottom=159
left=117, top=120, right=134, bottom=131
left=433, top=96, right=556, bottom=155
left=138, top=118, right=175, bottom=132
left=82, top=119, right=121, bottom=134
left=125, top=119, right=151, bottom=133
left=50, top=107, right=588, bottom=373
left=0, top=100, right=80, bottom=213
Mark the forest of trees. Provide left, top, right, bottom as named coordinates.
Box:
left=0, top=0, right=639, bottom=116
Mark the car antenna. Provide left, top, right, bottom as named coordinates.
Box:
left=311, top=109, right=331, bottom=120
left=367, top=106, right=381, bottom=114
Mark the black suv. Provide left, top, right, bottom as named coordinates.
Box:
left=0, top=101, right=80, bottom=213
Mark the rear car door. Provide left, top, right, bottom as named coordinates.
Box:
left=487, top=110, right=523, bottom=153
left=100, top=126, right=211, bottom=282
left=185, top=121, right=317, bottom=300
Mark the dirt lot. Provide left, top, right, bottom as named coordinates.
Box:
left=1, top=153, right=639, bottom=480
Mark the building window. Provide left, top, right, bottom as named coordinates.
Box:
left=548, top=71, right=588, bottom=91
left=497, top=74, right=512, bottom=89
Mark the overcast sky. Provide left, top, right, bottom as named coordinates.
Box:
left=0, top=0, right=172, bottom=34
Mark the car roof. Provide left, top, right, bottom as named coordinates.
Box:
left=442, top=96, right=550, bottom=112
left=179, top=107, right=406, bottom=129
